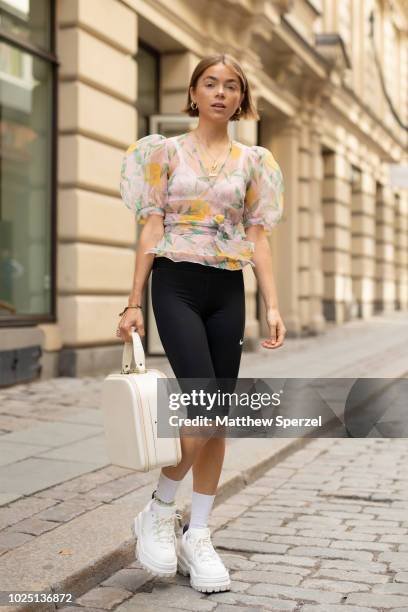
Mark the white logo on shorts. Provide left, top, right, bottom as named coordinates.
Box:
left=239, top=339, right=244, bottom=345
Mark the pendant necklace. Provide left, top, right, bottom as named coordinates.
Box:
left=193, top=132, right=232, bottom=179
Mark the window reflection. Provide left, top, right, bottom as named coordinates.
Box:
left=0, top=0, right=50, bottom=51
left=0, top=41, right=52, bottom=316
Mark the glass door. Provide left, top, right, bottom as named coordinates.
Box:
left=145, top=114, right=237, bottom=354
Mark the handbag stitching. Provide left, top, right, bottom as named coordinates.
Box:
left=133, top=380, right=150, bottom=471
left=150, top=369, right=182, bottom=465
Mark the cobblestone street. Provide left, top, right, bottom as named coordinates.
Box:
left=62, top=437, right=408, bottom=612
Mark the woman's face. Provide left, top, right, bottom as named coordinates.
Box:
left=190, top=63, right=244, bottom=123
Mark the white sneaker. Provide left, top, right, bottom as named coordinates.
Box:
left=132, top=498, right=179, bottom=577
left=177, top=526, right=231, bottom=593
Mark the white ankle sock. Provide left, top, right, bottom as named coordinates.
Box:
left=189, top=491, right=216, bottom=529
left=154, top=472, right=182, bottom=505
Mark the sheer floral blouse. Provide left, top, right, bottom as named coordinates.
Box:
left=120, top=132, right=284, bottom=271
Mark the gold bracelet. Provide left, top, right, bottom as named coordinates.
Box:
left=118, top=305, right=142, bottom=316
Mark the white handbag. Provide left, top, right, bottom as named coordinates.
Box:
left=101, top=328, right=182, bottom=472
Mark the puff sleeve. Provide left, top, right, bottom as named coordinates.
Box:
left=243, top=146, right=284, bottom=236
left=120, top=133, right=168, bottom=224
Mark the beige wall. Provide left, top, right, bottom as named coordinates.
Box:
left=35, top=0, right=408, bottom=375
left=54, top=0, right=138, bottom=351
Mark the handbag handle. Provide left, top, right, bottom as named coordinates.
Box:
left=121, top=327, right=146, bottom=374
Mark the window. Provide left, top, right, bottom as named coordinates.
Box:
left=0, top=0, right=56, bottom=324
left=136, top=42, right=159, bottom=139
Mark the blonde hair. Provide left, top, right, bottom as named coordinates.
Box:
left=182, top=53, right=259, bottom=122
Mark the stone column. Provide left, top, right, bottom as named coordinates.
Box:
left=298, top=110, right=312, bottom=331
left=375, top=185, right=396, bottom=312
left=351, top=167, right=376, bottom=318
left=322, top=149, right=352, bottom=324
left=395, top=192, right=408, bottom=309
left=261, top=118, right=302, bottom=337
left=55, top=0, right=137, bottom=375
left=297, top=105, right=325, bottom=334
left=308, top=111, right=326, bottom=333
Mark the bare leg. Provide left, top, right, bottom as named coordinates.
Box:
left=192, top=433, right=226, bottom=494
left=161, top=426, right=216, bottom=481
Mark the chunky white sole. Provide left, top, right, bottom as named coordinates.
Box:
left=132, top=517, right=177, bottom=578
left=177, top=554, right=231, bottom=593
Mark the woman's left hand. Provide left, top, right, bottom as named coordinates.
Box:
left=261, top=307, right=286, bottom=349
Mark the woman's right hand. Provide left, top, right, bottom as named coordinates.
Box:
left=117, top=308, right=145, bottom=343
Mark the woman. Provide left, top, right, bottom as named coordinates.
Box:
left=118, top=53, right=286, bottom=594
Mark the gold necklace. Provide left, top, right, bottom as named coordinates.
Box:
left=193, top=132, right=232, bottom=178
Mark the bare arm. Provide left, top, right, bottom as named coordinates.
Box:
left=128, top=215, right=164, bottom=305
left=246, top=225, right=286, bottom=349
left=118, top=215, right=164, bottom=342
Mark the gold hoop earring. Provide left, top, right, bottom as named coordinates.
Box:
left=190, top=101, right=198, bottom=110
left=237, top=106, right=242, bottom=115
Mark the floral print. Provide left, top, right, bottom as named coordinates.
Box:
left=120, top=132, right=284, bottom=270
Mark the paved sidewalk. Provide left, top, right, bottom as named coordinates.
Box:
left=1, top=311, right=407, bottom=508
left=62, top=437, right=408, bottom=611
left=0, top=311, right=407, bottom=608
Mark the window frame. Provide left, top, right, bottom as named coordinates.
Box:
left=135, top=40, right=160, bottom=138
left=0, top=0, right=59, bottom=327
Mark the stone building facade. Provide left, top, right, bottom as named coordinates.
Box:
left=0, top=0, right=407, bottom=383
